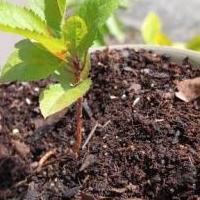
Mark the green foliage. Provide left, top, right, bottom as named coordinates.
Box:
left=67, top=0, right=127, bottom=45
left=28, top=0, right=67, bottom=36
left=0, top=1, right=65, bottom=53
left=80, top=54, right=91, bottom=80
left=105, top=14, right=125, bottom=43
left=62, top=16, right=88, bottom=54
left=1, top=40, right=63, bottom=82
left=54, top=66, right=76, bottom=86
left=141, top=11, right=200, bottom=52
left=77, top=0, right=120, bottom=54
left=186, top=35, right=200, bottom=51
left=141, top=12, right=172, bottom=45
left=0, top=1, right=47, bottom=34
left=40, top=78, right=92, bottom=118
left=0, top=0, right=120, bottom=118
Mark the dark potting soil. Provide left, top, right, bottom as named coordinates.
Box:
left=0, top=48, right=200, bottom=200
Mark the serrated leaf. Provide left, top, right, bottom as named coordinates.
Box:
left=40, top=78, right=92, bottom=118
left=186, top=35, right=200, bottom=51
left=78, top=0, right=120, bottom=55
left=0, top=1, right=66, bottom=53
left=27, top=0, right=45, bottom=20
left=0, top=1, right=48, bottom=34
left=0, top=40, right=63, bottom=82
left=62, top=16, right=88, bottom=53
left=28, top=0, right=67, bottom=37
left=0, top=24, right=65, bottom=53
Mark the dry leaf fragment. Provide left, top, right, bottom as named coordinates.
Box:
left=175, top=77, right=200, bottom=102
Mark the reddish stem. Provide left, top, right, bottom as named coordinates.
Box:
left=72, top=56, right=84, bottom=153
left=73, top=97, right=83, bottom=153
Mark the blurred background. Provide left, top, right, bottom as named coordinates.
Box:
left=1, top=0, right=200, bottom=66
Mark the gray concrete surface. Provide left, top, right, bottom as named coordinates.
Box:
left=0, top=0, right=200, bottom=66
left=0, top=0, right=26, bottom=66
left=121, top=0, right=200, bottom=41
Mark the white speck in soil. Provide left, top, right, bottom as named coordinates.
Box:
left=121, top=94, right=127, bottom=100
left=103, top=144, right=108, bottom=149
left=12, top=128, right=20, bottom=136
left=110, top=95, right=118, bottom=100
left=133, top=97, right=140, bottom=107
left=25, top=98, right=32, bottom=105
left=34, top=87, right=39, bottom=92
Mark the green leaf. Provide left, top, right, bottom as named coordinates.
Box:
left=141, top=12, right=161, bottom=44
left=0, top=40, right=63, bottom=82
left=57, top=0, right=67, bottom=18
left=0, top=1, right=65, bottom=53
left=154, top=33, right=172, bottom=46
left=54, top=65, right=76, bottom=85
left=28, top=0, right=67, bottom=36
left=0, top=25, right=65, bottom=53
left=39, top=78, right=92, bottom=118
left=141, top=12, right=172, bottom=46
left=0, top=1, right=48, bottom=34
left=78, top=0, right=120, bottom=54
left=106, top=14, right=125, bottom=43
left=186, top=35, right=200, bottom=51
left=62, top=16, right=88, bottom=53
left=26, top=0, right=46, bottom=20
left=94, top=28, right=106, bottom=46
left=80, top=54, right=91, bottom=80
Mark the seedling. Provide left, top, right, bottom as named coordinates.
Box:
left=141, top=12, right=200, bottom=51
left=141, top=12, right=172, bottom=46
left=0, top=0, right=120, bottom=152
left=68, top=0, right=128, bottom=45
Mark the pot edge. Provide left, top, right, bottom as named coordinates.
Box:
left=90, top=44, right=200, bottom=67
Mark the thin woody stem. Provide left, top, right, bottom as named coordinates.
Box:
left=73, top=97, right=83, bottom=153
left=72, top=55, right=84, bottom=153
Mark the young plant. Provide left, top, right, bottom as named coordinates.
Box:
left=141, top=12, right=172, bottom=46
left=67, top=0, right=130, bottom=45
left=0, top=0, right=120, bottom=152
left=141, top=12, right=200, bottom=51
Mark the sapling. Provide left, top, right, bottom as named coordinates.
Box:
left=0, top=0, right=120, bottom=152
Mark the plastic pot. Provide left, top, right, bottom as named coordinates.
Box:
left=90, top=44, right=200, bottom=67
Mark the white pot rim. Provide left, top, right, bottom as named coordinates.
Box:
left=90, top=44, right=200, bottom=67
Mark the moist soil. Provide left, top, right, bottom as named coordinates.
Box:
left=0, top=48, right=200, bottom=200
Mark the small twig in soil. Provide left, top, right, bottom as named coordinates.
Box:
left=37, top=148, right=57, bottom=172
left=14, top=178, right=28, bottom=188
left=82, top=120, right=111, bottom=150
left=98, top=120, right=111, bottom=128
left=132, top=97, right=140, bottom=107
left=82, top=122, right=99, bottom=150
